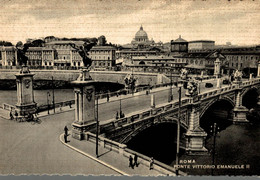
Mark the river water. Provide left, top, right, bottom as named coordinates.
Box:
left=0, top=89, right=74, bottom=106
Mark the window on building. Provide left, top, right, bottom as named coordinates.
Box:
left=45, top=62, right=47, bottom=66
left=108, top=62, right=110, bottom=66
left=49, top=62, right=51, bottom=66
left=78, top=62, right=80, bottom=66
left=74, top=62, right=76, bottom=66
left=241, top=63, right=243, bottom=67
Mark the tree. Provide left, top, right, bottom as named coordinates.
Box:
left=30, top=39, right=45, bottom=47
left=0, top=41, right=13, bottom=46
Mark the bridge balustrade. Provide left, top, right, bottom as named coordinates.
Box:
left=2, top=103, right=16, bottom=111
left=86, top=132, right=127, bottom=154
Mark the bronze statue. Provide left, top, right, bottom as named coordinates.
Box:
left=69, top=41, right=96, bottom=68
left=16, top=41, right=30, bottom=66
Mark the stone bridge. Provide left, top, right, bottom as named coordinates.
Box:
left=78, top=78, right=260, bottom=155
left=0, top=69, right=170, bottom=87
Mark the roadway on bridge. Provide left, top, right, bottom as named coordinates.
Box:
left=96, top=78, right=221, bottom=123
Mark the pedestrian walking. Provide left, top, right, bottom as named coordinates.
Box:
left=133, top=154, right=138, bottom=167
left=129, top=155, right=134, bottom=169
left=14, top=111, right=18, bottom=121
left=10, top=111, right=14, bottom=120
left=64, top=133, right=68, bottom=143
left=107, top=93, right=109, bottom=102
left=64, top=126, right=68, bottom=136
left=116, top=111, right=119, bottom=120
left=149, top=157, right=154, bottom=170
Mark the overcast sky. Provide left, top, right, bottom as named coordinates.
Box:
left=0, top=0, right=259, bottom=45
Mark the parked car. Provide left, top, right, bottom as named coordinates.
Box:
left=223, top=79, right=230, bottom=84
left=205, top=83, right=213, bottom=88
left=195, top=77, right=202, bottom=81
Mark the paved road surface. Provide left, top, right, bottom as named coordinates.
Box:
left=0, top=112, right=119, bottom=175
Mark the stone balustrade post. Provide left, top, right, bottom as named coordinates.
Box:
left=233, top=89, right=248, bottom=124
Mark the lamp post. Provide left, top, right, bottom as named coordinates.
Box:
left=210, top=122, right=220, bottom=175
left=175, top=85, right=181, bottom=176
left=52, top=76, right=55, bottom=113
left=47, top=91, right=50, bottom=115
left=96, top=95, right=99, bottom=158
left=168, top=68, right=173, bottom=102
left=119, top=94, right=122, bottom=118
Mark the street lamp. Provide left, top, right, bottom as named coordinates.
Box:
left=175, top=84, right=182, bottom=176
left=47, top=91, right=50, bottom=114
left=52, top=76, right=55, bottom=113
left=96, top=95, right=99, bottom=158
left=119, top=94, right=122, bottom=118
left=168, top=68, right=173, bottom=102
left=210, top=122, right=220, bottom=175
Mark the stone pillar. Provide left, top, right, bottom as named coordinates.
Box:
left=71, top=69, right=97, bottom=140
left=15, top=66, right=37, bottom=118
left=249, top=73, right=253, bottom=80
left=216, top=78, right=221, bottom=88
left=214, top=58, right=221, bottom=78
left=185, top=102, right=207, bottom=154
left=151, top=94, right=155, bottom=108
left=233, top=90, right=249, bottom=124
left=168, top=85, right=173, bottom=102
left=257, top=61, right=260, bottom=77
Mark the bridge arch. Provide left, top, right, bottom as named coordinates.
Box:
left=124, top=120, right=187, bottom=165
left=241, top=87, right=259, bottom=109
left=200, top=98, right=235, bottom=134
left=200, top=96, right=235, bottom=119
left=121, top=117, right=188, bottom=144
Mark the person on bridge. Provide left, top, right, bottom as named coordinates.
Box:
left=129, top=155, right=134, bottom=169
left=133, top=154, right=138, bottom=167
left=149, top=157, right=154, bottom=170
left=10, top=111, right=14, bottom=120
left=116, top=111, right=119, bottom=120
left=64, top=133, right=68, bottom=143
left=64, top=126, right=68, bottom=136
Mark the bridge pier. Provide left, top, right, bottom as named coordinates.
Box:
left=185, top=101, right=207, bottom=154
left=233, top=90, right=249, bottom=124
left=71, top=69, right=97, bottom=140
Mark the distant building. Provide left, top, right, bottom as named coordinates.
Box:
left=0, top=46, right=16, bottom=66
left=89, top=46, right=116, bottom=68
left=131, top=25, right=154, bottom=49
left=171, top=35, right=188, bottom=53
left=188, top=40, right=215, bottom=50
left=98, top=35, right=107, bottom=46
left=45, top=40, right=84, bottom=67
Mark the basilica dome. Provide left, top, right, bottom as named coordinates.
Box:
left=135, top=26, right=148, bottom=40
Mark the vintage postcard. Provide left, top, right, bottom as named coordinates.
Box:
left=0, top=0, right=259, bottom=177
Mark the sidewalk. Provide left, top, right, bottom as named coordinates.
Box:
left=59, top=133, right=170, bottom=176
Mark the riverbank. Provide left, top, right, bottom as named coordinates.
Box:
left=0, top=79, right=124, bottom=91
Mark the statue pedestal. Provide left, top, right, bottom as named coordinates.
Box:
left=15, top=66, right=37, bottom=118
left=185, top=127, right=208, bottom=155
left=71, top=69, right=97, bottom=140
left=233, top=106, right=249, bottom=124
